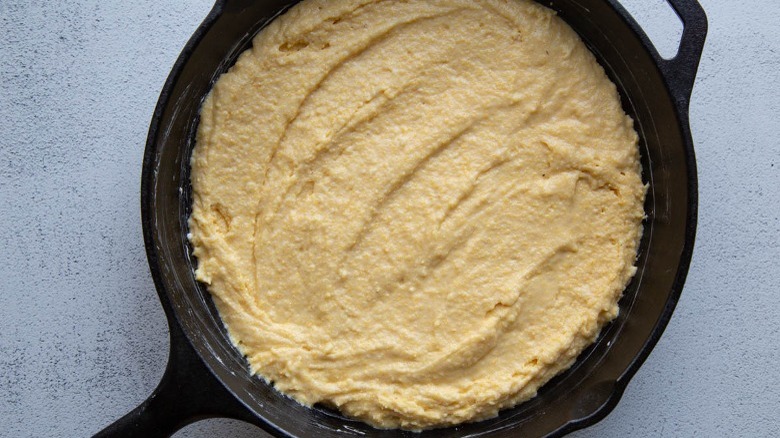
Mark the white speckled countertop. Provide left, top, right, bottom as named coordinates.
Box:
left=1, top=1, right=778, bottom=436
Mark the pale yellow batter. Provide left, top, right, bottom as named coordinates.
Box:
left=189, top=0, right=645, bottom=430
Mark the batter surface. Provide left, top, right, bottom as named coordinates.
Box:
left=189, top=0, right=645, bottom=429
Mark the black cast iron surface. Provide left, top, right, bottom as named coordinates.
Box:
left=95, top=0, right=706, bottom=436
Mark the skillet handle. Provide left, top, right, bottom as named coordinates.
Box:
left=92, top=321, right=255, bottom=438
left=660, top=0, right=708, bottom=109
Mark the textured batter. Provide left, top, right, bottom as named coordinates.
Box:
left=189, top=0, right=645, bottom=430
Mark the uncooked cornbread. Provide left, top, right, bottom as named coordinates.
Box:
left=189, top=0, right=645, bottom=430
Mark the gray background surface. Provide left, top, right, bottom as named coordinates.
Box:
left=1, top=0, right=778, bottom=436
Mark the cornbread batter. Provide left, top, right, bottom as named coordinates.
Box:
left=189, top=0, right=645, bottom=429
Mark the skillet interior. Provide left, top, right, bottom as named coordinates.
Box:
left=142, top=0, right=697, bottom=436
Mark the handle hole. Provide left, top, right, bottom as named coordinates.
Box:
left=173, top=418, right=258, bottom=436
left=620, top=0, right=683, bottom=60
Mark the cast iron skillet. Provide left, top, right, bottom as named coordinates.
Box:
left=95, top=0, right=706, bottom=436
